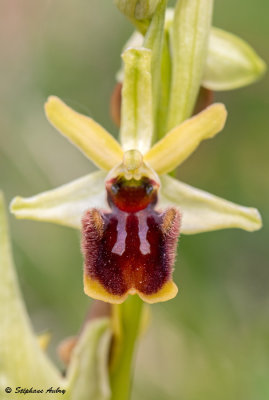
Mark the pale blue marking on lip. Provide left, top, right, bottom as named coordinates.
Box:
left=111, top=213, right=128, bottom=256
left=137, top=211, right=151, bottom=255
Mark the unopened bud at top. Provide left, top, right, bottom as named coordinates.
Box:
left=114, top=0, right=161, bottom=20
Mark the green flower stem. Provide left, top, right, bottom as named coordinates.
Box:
left=110, top=296, right=144, bottom=400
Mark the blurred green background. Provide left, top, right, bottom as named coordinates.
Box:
left=0, top=1, right=268, bottom=399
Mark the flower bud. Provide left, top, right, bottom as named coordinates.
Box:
left=114, top=0, right=161, bottom=20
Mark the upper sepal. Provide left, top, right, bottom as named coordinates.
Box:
left=120, top=47, right=154, bottom=154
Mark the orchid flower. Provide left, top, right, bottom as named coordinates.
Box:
left=10, top=64, right=261, bottom=305
left=10, top=1, right=263, bottom=306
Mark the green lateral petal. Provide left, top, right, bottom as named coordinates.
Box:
left=45, top=96, right=123, bottom=171
left=0, top=192, right=61, bottom=393
left=145, top=103, right=227, bottom=175
left=167, top=0, right=213, bottom=131
left=65, top=319, right=111, bottom=400
left=120, top=48, right=154, bottom=154
left=159, top=175, right=262, bottom=234
left=203, top=27, right=267, bottom=91
left=10, top=171, right=107, bottom=229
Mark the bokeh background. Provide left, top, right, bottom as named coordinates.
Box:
left=1, top=1, right=268, bottom=399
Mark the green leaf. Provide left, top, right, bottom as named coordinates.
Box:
left=167, top=0, right=213, bottom=131
left=203, top=27, right=267, bottom=90
left=159, top=175, right=262, bottom=234
left=10, top=171, right=107, bottom=229
left=145, top=103, right=227, bottom=175
left=0, top=192, right=61, bottom=395
left=120, top=48, right=154, bottom=154
left=66, top=319, right=111, bottom=400
left=45, top=96, right=123, bottom=171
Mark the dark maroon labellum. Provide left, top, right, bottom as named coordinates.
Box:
left=81, top=175, right=180, bottom=303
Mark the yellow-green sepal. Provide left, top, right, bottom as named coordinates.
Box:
left=159, top=175, right=262, bottom=234
left=10, top=171, right=107, bottom=229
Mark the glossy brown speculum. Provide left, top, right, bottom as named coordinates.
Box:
left=106, top=176, right=159, bottom=213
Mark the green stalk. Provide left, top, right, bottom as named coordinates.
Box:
left=110, top=296, right=144, bottom=400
